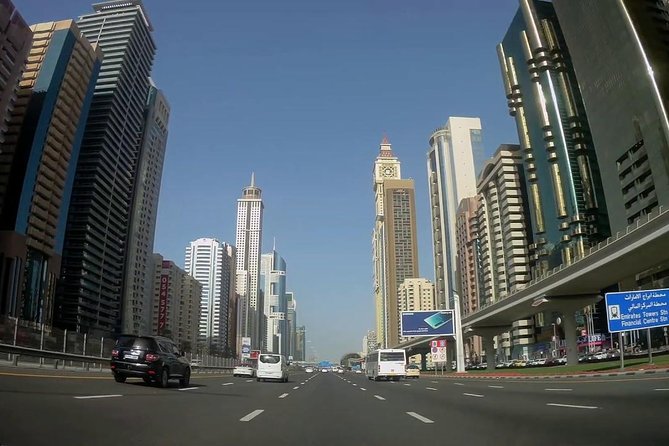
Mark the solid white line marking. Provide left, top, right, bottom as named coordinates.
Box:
left=463, top=393, right=484, bottom=398
left=545, top=388, right=573, bottom=392
left=240, top=409, right=264, bottom=422
left=293, top=386, right=300, bottom=390
left=426, top=387, right=438, bottom=391
left=653, top=388, right=669, bottom=391
left=406, top=412, right=434, bottom=424
left=404, top=383, right=411, bottom=386
left=74, top=394, right=122, bottom=400
left=488, top=385, right=504, bottom=389
left=222, top=383, right=234, bottom=386
left=360, top=387, right=366, bottom=391
left=546, top=403, right=599, bottom=410
left=453, top=383, right=464, bottom=386
left=278, top=393, right=289, bottom=399
left=246, top=379, right=253, bottom=382
left=374, top=395, right=386, bottom=401
left=178, top=387, right=198, bottom=391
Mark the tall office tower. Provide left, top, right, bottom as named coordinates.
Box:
left=184, top=238, right=233, bottom=352
left=260, top=249, right=287, bottom=354
left=122, top=81, right=169, bottom=335
left=220, top=243, right=236, bottom=355
left=497, top=0, right=609, bottom=278
left=427, top=117, right=484, bottom=310
left=455, top=197, right=482, bottom=317
left=295, top=325, right=306, bottom=361
left=372, top=137, right=419, bottom=348
left=0, top=21, right=101, bottom=325
left=286, top=292, right=296, bottom=359
left=151, top=254, right=201, bottom=350
left=552, top=0, right=669, bottom=290
left=235, top=173, right=263, bottom=350
left=398, top=278, right=435, bottom=312
left=477, top=144, right=534, bottom=359
left=56, top=0, right=156, bottom=334
left=0, top=0, right=31, bottom=145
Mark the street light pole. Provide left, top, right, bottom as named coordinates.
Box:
left=452, top=292, right=466, bottom=373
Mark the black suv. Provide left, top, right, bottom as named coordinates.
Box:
left=110, top=335, right=190, bottom=388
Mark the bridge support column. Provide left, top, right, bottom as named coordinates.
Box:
left=561, top=310, right=579, bottom=366
left=420, top=352, right=427, bottom=371
left=476, top=327, right=509, bottom=372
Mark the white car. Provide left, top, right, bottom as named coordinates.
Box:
left=305, top=367, right=314, bottom=373
left=233, top=364, right=255, bottom=377
left=321, top=368, right=328, bottom=373
left=337, top=368, right=344, bottom=374
left=354, top=369, right=362, bottom=374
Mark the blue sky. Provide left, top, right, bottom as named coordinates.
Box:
left=18, top=0, right=520, bottom=361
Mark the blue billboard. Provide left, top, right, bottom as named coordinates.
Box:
left=605, top=288, right=669, bottom=333
left=401, top=310, right=455, bottom=337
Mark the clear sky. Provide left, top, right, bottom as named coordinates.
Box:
left=17, top=0, right=520, bottom=362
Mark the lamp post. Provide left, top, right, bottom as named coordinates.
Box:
left=452, top=291, right=466, bottom=373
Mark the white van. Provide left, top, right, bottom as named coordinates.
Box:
left=256, top=353, right=289, bottom=382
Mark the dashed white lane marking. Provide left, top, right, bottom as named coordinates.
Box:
left=546, top=403, right=599, bottom=410
left=353, top=384, right=358, bottom=386
left=545, top=388, right=573, bottom=392
left=278, top=393, right=289, bottom=399
left=301, top=382, right=306, bottom=385
left=488, top=385, right=504, bottom=389
left=246, top=380, right=253, bottom=382
left=426, top=387, right=438, bottom=391
left=374, top=395, right=386, bottom=401
left=178, top=387, right=198, bottom=391
left=463, top=393, right=484, bottom=398
left=453, top=383, right=464, bottom=386
left=240, top=409, right=264, bottom=422
left=431, top=381, right=438, bottom=384
left=360, top=388, right=366, bottom=391
left=406, top=412, right=434, bottom=424
left=74, top=394, right=122, bottom=400
left=654, top=388, right=669, bottom=391
left=222, top=383, right=234, bottom=386
left=404, top=383, right=411, bottom=386
left=293, top=386, right=300, bottom=390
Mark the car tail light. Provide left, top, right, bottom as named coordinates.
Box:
left=148, top=370, right=156, bottom=375
left=145, top=353, right=160, bottom=362
left=111, top=349, right=119, bottom=358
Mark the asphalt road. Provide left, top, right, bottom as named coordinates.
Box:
left=1, top=367, right=668, bottom=446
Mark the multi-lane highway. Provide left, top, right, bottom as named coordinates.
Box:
left=1, top=367, right=668, bottom=445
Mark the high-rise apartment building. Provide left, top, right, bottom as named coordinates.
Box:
left=235, top=174, right=263, bottom=350
left=427, top=117, right=484, bottom=309
left=372, top=137, right=419, bottom=348
left=364, top=330, right=377, bottom=355
left=57, top=0, right=156, bottom=334
left=497, top=0, right=609, bottom=277
left=286, top=292, right=297, bottom=359
left=0, top=20, right=101, bottom=325
left=122, top=81, right=170, bottom=335
left=295, top=325, right=306, bottom=362
left=398, top=278, right=435, bottom=312
left=151, top=254, right=201, bottom=350
left=184, top=238, right=234, bottom=352
left=260, top=249, right=287, bottom=354
left=455, top=197, right=481, bottom=317
left=0, top=0, right=31, bottom=145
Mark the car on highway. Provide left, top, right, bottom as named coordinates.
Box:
left=321, top=368, right=329, bottom=373
left=305, top=367, right=314, bottom=373
left=354, top=369, right=362, bottom=374
left=256, top=353, right=289, bottom=382
left=110, top=335, right=190, bottom=388
left=233, top=364, right=255, bottom=377
left=405, top=364, right=420, bottom=379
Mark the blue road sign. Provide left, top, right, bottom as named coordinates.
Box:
left=401, top=310, right=455, bottom=337
left=605, top=288, right=669, bottom=333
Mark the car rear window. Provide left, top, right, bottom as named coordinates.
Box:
left=116, top=336, right=156, bottom=350
left=259, top=354, right=281, bottom=364
left=380, top=352, right=405, bottom=361
left=407, top=365, right=419, bottom=369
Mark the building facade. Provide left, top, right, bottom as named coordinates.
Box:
left=122, top=81, right=169, bottom=335
left=295, top=325, right=306, bottom=362
left=427, top=117, right=484, bottom=310
left=372, top=137, right=419, bottom=348
left=184, top=238, right=234, bottom=353
left=398, top=278, right=435, bottom=312
left=235, top=173, right=263, bottom=351
left=151, top=254, right=201, bottom=350
left=497, top=0, right=609, bottom=278
left=455, top=197, right=481, bottom=316
left=260, top=249, right=287, bottom=354
left=0, top=20, right=101, bottom=325
left=286, top=291, right=296, bottom=360
left=57, top=0, right=156, bottom=334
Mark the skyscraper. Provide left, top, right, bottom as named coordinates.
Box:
left=122, top=81, right=170, bottom=335
left=0, top=20, right=101, bottom=325
left=398, top=278, right=435, bottom=312
left=235, top=174, right=263, bottom=350
left=184, top=238, right=234, bottom=352
left=497, top=0, right=609, bottom=277
left=286, top=291, right=297, bottom=359
left=427, top=117, right=484, bottom=310
left=372, top=137, right=419, bottom=348
left=57, top=0, right=156, bottom=334
left=260, top=249, right=287, bottom=354
left=295, top=325, right=306, bottom=361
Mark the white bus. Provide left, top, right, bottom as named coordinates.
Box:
left=365, top=349, right=406, bottom=381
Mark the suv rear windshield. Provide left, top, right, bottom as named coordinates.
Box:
left=259, top=354, right=281, bottom=364
left=116, top=336, right=157, bottom=350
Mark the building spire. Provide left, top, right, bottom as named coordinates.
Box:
left=250, top=171, right=255, bottom=187
left=379, top=134, right=394, bottom=158
left=273, top=237, right=276, bottom=251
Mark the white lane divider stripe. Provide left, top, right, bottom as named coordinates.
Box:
left=545, top=388, right=573, bottom=392
left=222, top=383, right=234, bottom=386
left=360, top=388, right=366, bottom=391
left=463, top=393, right=484, bottom=398
left=178, top=387, right=198, bottom=391
left=546, top=403, right=599, bottom=410
left=406, top=412, right=434, bottom=424
left=654, top=388, right=669, bottom=391
left=426, top=387, right=438, bottom=391
left=278, top=393, right=289, bottom=399
left=352, top=384, right=357, bottom=386
left=404, top=383, right=411, bottom=386
left=246, top=380, right=253, bottom=382
left=431, top=381, right=438, bottom=384
left=374, top=395, right=386, bottom=401
left=488, top=385, right=504, bottom=389
left=453, top=383, right=464, bottom=386
left=240, top=409, right=264, bottom=422
left=74, top=394, right=122, bottom=399
left=293, top=386, right=300, bottom=390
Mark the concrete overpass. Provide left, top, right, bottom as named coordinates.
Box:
left=395, top=205, right=669, bottom=369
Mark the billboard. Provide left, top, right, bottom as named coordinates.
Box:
left=605, top=288, right=669, bottom=333
left=158, top=274, right=169, bottom=332
left=241, top=337, right=252, bottom=358
left=401, top=310, right=455, bottom=337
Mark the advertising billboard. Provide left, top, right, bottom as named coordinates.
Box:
left=401, top=310, right=455, bottom=337
left=158, top=274, right=169, bottom=332
left=241, top=337, right=252, bottom=359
